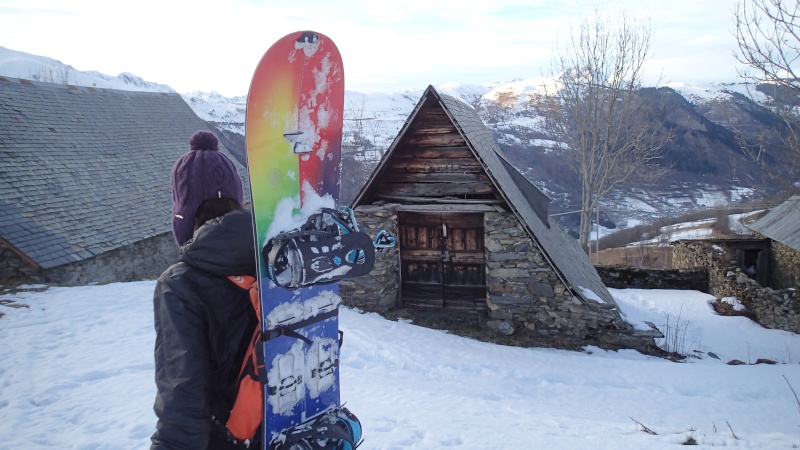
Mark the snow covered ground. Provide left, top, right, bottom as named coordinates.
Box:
left=1, top=282, right=799, bottom=449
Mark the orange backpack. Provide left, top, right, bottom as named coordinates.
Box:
left=220, top=275, right=264, bottom=447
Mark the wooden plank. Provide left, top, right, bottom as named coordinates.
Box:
left=418, top=108, right=450, bottom=119
left=448, top=252, right=484, bottom=264
left=445, top=266, right=485, bottom=285
left=377, top=182, right=496, bottom=198
left=402, top=262, right=442, bottom=283
left=378, top=195, right=505, bottom=204
left=392, top=146, right=474, bottom=159
left=400, top=250, right=443, bottom=262
left=401, top=284, right=444, bottom=308
left=405, top=132, right=466, bottom=147
left=382, top=172, right=490, bottom=184
left=443, top=285, right=486, bottom=297
left=406, top=125, right=458, bottom=135
left=397, top=204, right=498, bottom=212
left=399, top=211, right=441, bottom=227
left=447, top=229, right=483, bottom=252
left=385, top=158, right=484, bottom=173
left=443, top=212, right=485, bottom=227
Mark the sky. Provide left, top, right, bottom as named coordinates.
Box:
left=0, top=0, right=747, bottom=96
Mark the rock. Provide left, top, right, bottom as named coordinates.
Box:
left=727, top=359, right=747, bottom=365
left=486, top=320, right=515, bottom=336
left=527, top=281, right=554, bottom=298
left=754, top=358, right=778, bottom=365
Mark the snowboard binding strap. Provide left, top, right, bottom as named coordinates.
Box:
left=264, top=207, right=395, bottom=289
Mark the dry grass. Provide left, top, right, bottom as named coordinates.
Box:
left=591, top=245, right=673, bottom=269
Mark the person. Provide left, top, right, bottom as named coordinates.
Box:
left=151, top=130, right=258, bottom=449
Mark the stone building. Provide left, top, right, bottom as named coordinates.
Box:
left=0, top=77, right=248, bottom=286
left=671, top=196, right=800, bottom=333
left=746, top=195, right=800, bottom=288
left=341, top=86, right=656, bottom=350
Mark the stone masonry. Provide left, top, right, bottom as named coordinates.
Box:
left=339, top=204, right=400, bottom=310
left=483, top=211, right=641, bottom=349
left=1, top=233, right=178, bottom=287
left=770, top=239, right=800, bottom=289
left=673, top=240, right=800, bottom=334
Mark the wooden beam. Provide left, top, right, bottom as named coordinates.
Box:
left=386, top=158, right=483, bottom=173
left=382, top=172, right=490, bottom=183
left=391, top=146, right=473, bottom=159
left=405, top=133, right=465, bottom=147
left=377, top=182, right=496, bottom=198
left=0, top=236, right=40, bottom=269
left=378, top=195, right=504, bottom=204
left=396, top=204, right=498, bottom=212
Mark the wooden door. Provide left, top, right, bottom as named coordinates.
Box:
left=399, top=212, right=485, bottom=311
left=442, top=214, right=486, bottom=311
left=399, top=212, right=444, bottom=308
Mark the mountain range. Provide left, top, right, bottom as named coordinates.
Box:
left=1, top=45, right=793, bottom=237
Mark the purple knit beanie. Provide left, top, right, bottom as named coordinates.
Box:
left=171, top=130, right=244, bottom=246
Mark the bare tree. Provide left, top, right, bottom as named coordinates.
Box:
left=733, top=0, right=800, bottom=183
left=342, top=96, right=382, bottom=203
left=535, top=11, right=671, bottom=248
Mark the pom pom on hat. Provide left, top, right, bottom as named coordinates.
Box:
left=189, top=130, right=219, bottom=151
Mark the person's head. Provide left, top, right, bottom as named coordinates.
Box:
left=171, top=130, right=244, bottom=246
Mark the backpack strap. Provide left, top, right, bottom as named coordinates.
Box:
left=228, top=275, right=260, bottom=317
left=220, top=275, right=264, bottom=447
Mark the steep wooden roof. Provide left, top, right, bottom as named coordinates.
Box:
left=354, top=85, right=616, bottom=306
left=0, top=77, right=249, bottom=269
left=748, top=195, right=800, bottom=251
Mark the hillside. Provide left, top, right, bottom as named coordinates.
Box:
left=189, top=79, right=792, bottom=234
left=1, top=45, right=794, bottom=236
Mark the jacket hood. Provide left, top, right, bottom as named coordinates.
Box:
left=180, top=208, right=256, bottom=277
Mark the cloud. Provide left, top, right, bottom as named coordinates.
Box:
left=0, top=0, right=749, bottom=95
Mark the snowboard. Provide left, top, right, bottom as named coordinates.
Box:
left=245, top=31, right=345, bottom=448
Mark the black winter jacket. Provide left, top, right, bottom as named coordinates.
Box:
left=151, top=209, right=258, bottom=450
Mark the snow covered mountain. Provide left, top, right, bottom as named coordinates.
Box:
left=1, top=45, right=789, bottom=236
left=0, top=46, right=174, bottom=93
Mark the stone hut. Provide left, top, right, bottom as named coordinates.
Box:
left=0, top=77, right=249, bottom=286
left=746, top=195, right=800, bottom=288
left=673, top=238, right=800, bottom=333
left=341, top=86, right=656, bottom=350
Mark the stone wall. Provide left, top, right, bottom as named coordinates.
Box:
left=483, top=211, right=654, bottom=351
left=770, top=240, right=800, bottom=289
left=0, top=241, right=40, bottom=285
left=673, top=241, right=800, bottom=333
left=339, top=205, right=400, bottom=310
left=0, top=233, right=179, bottom=287
left=596, top=266, right=708, bottom=291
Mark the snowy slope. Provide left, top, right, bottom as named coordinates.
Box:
left=0, top=46, right=173, bottom=93
left=0, top=282, right=799, bottom=449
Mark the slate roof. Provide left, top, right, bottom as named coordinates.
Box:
left=747, top=195, right=800, bottom=251
left=0, top=77, right=249, bottom=269
left=356, top=85, right=616, bottom=306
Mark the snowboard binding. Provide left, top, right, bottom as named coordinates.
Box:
left=271, top=406, right=362, bottom=450
left=264, top=207, right=395, bottom=289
